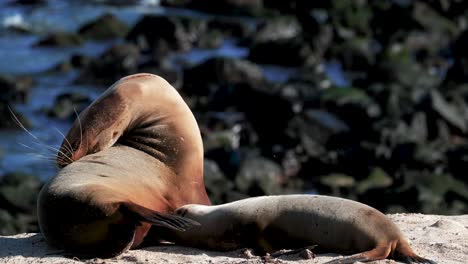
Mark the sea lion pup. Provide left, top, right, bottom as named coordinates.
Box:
left=37, top=73, right=211, bottom=258
left=158, top=195, right=435, bottom=264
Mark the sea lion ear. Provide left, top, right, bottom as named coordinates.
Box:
left=121, top=202, right=200, bottom=231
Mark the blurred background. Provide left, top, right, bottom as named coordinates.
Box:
left=0, top=0, right=467, bottom=235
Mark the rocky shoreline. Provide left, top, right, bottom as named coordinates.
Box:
left=1, top=0, right=468, bottom=237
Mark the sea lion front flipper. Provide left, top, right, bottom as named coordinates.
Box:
left=121, top=202, right=200, bottom=231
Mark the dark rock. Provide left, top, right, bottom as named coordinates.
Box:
left=196, top=30, right=223, bottom=49
left=51, top=54, right=92, bottom=73
left=287, top=109, right=350, bottom=157
left=448, top=146, right=468, bottom=183
left=183, top=57, right=264, bottom=97
left=0, top=172, right=42, bottom=213
left=320, top=87, right=381, bottom=132
left=206, top=19, right=252, bottom=39
left=138, top=63, right=183, bottom=89
left=254, top=16, right=302, bottom=43
left=328, top=0, right=373, bottom=38
left=370, top=1, right=422, bottom=45
left=161, top=0, right=265, bottom=16
left=203, top=159, right=234, bottom=204
left=46, top=92, right=92, bottom=121
left=419, top=90, right=467, bottom=134
left=78, top=13, right=129, bottom=40
left=444, top=29, right=468, bottom=85
left=423, top=0, right=468, bottom=21
left=0, top=104, right=31, bottom=130
left=219, top=84, right=295, bottom=154
left=0, top=75, right=34, bottom=103
left=35, top=32, right=84, bottom=47
left=127, top=15, right=203, bottom=53
left=325, top=38, right=376, bottom=82
left=356, top=167, right=393, bottom=194
left=76, top=43, right=141, bottom=85
left=87, top=0, right=140, bottom=5
left=319, top=173, right=355, bottom=196
left=235, top=156, right=284, bottom=196
left=248, top=37, right=313, bottom=67
left=202, top=114, right=246, bottom=179
left=0, top=209, right=16, bottom=235
left=12, top=0, right=47, bottom=5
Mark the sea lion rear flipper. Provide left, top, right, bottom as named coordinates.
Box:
left=323, top=255, right=369, bottom=264
left=121, top=202, right=200, bottom=231
left=324, top=245, right=391, bottom=264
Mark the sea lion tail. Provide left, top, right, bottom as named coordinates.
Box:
left=121, top=202, right=200, bottom=231
left=395, top=240, right=437, bottom=264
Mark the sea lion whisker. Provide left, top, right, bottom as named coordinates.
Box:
left=10, top=107, right=73, bottom=164
left=54, top=127, right=74, bottom=156
left=30, top=141, right=73, bottom=163
left=8, top=105, right=40, bottom=142
left=73, top=107, right=84, bottom=155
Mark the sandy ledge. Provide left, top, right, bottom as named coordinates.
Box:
left=0, top=214, right=466, bottom=264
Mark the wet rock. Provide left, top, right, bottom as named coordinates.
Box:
left=325, top=38, right=376, bottom=82
left=162, top=0, right=264, bottom=16
left=0, top=75, right=34, bottom=104
left=75, top=43, right=141, bottom=85
left=406, top=172, right=468, bottom=214
left=35, top=32, right=84, bottom=47
left=127, top=15, right=202, bottom=53
left=287, top=109, right=350, bottom=158
left=89, top=0, right=140, bottom=6
left=356, top=167, right=393, bottom=194
left=235, top=156, right=284, bottom=196
left=424, top=0, right=468, bottom=19
left=419, top=90, right=467, bottom=134
left=0, top=209, right=16, bottom=235
left=202, top=114, right=246, bottom=179
left=370, top=1, right=422, bottom=45
left=447, top=146, right=468, bottom=183
left=444, top=29, right=468, bottom=85
left=196, top=30, right=223, bottom=49
left=0, top=104, right=31, bottom=130
left=206, top=19, right=252, bottom=39
left=138, top=63, right=182, bottom=89
left=0, top=172, right=42, bottom=213
left=51, top=54, right=92, bottom=73
left=12, top=0, right=47, bottom=5
left=328, top=0, right=373, bottom=38
left=78, top=13, right=129, bottom=40
left=319, top=173, right=355, bottom=196
left=219, top=84, right=295, bottom=154
left=183, top=57, right=264, bottom=96
left=254, top=16, right=302, bottom=43
left=46, top=92, right=92, bottom=121
left=320, top=87, right=380, bottom=139
left=203, top=159, right=234, bottom=204
left=248, top=37, right=313, bottom=67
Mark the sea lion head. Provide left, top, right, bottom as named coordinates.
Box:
left=56, top=87, right=132, bottom=167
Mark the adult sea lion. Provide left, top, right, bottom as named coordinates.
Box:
left=37, top=73, right=211, bottom=257
left=158, top=195, right=435, bottom=264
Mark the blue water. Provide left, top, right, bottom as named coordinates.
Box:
left=0, top=1, right=346, bottom=180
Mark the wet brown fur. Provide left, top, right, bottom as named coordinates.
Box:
left=157, top=195, right=435, bottom=264
left=38, top=74, right=211, bottom=258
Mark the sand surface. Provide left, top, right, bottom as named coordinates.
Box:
left=0, top=214, right=466, bottom=264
